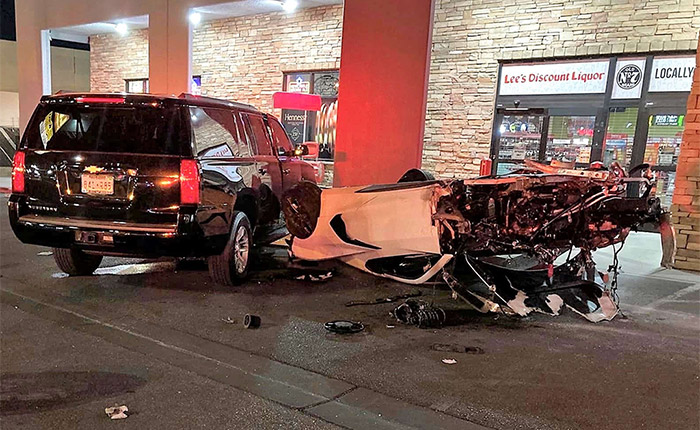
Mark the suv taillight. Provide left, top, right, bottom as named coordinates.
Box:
left=179, top=159, right=200, bottom=204
left=12, top=151, right=26, bottom=193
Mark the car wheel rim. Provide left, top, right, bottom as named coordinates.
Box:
left=233, top=226, right=249, bottom=274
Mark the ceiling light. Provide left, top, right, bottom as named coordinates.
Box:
left=281, top=0, right=298, bottom=12
left=115, top=23, right=128, bottom=35
left=189, top=12, right=202, bottom=26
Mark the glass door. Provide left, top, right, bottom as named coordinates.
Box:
left=544, top=115, right=597, bottom=165
left=492, top=109, right=546, bottom=175
left=643, top=109, right=686, bottom=209
left=603, top=107, right=638, bottom=169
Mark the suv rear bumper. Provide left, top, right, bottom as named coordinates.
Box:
left=8, top=200, right=221, bottom=257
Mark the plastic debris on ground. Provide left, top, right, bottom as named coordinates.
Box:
left=441, top=358, right=457, bottom=365
left=105, top=405, right=129, bottom=420
left=292, top=268, right=335, bottom=282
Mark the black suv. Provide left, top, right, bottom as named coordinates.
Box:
left=9, top=93, right=316, bottom=285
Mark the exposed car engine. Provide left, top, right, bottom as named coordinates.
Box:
left=282, top=161, right=675, bottom=322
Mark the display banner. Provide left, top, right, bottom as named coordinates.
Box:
left=282, top=110, right=307, bottom=145
left=648, top=56, right=696, bottom=92
left=499, top=60, right=610, bottom=95
left=611, top=58, right=645, bottom=99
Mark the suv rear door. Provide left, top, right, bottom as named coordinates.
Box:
left=240, top=112, right=283, bottom=198
left=19, top=98, right=188, bottom=228
left=190, top=106, right=258, bottom=236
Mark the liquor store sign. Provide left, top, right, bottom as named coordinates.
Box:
left=499, top=60, right=610, bottom=95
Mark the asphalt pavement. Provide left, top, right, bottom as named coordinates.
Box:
left=1, top=192, right=698, bottom=430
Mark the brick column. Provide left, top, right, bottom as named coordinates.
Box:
left=670, top=46, right=700, bottom=271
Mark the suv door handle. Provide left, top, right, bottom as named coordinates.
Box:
left=282, top=168, right=291, bottom=175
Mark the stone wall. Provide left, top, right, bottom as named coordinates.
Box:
left=89, top=6, right=342, bottom=117
left=192, top=5, right=342, bottom=116
left=671, top=46, right=700, bottom=271
left=424, top=0, right=700, bottom=177
left=90, top=29, right=149, bottom=92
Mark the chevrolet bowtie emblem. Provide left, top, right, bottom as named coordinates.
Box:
left=84, top=165, right=104, bottom=174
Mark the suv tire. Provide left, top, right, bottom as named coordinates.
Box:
left=208, top=211, right=252, bottom=286
left=53, top=247, right=103, bottom=276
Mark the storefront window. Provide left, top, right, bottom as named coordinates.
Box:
left=545, top=116, right=595, bottom=164
left=644, top=113, right=684, bottom=167
left=603, top=107, right=638, bottom=168
left=281, top=70, right=339, bottom=160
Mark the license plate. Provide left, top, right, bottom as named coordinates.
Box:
left=81, top=173, right=114, bottom=195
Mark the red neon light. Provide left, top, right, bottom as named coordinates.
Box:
left=75, top=97, right=126, bottom=104
left=179, top=159, right=200, bottom=204
left=272, top=92, right=322, bottom=111
left=12, top=151, right=26, bottom=193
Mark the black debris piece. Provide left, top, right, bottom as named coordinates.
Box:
left=324, top=320, right=365, bottom=334
left=243, top=314, right=261, bottom=329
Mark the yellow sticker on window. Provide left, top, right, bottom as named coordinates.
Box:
left=54, top=112, right=70, bottom=131
left=39, top=112, right=54, bottom=148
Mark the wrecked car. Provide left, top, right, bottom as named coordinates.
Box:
left=282, top=160, right=675, bottom=322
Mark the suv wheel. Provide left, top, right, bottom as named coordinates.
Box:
left=208, top=211, right=252, bottom=286
left=52, top=247, right=103, bottom=276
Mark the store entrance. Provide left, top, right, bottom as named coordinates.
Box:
left=642, top=108, right=686, bottom=208
left=491, top=108, right=600, bottom=174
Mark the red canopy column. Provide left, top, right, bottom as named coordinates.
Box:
left=333, top=0, right=436, bottom=187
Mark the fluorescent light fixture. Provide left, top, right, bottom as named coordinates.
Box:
left=115, top=23, right=128, bottom=35
left=189, top=12, right=202, bottom=25
left=281, top=0, right=298, bottom=12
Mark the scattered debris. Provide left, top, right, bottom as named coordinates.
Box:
left=345, top=290, right=422, bottom=307
left=324, top=320, right=364, bottom=334
left=431, top=343, right=484, bottom=354
left=221, top=317, right=236, bottom=324
left=37, top=251, right=53, bottom=256
left=386, top=324, right=395, bottom=329
left=441, top=358, right=457, bottom=365
left=243, top=314, right=261, bottom=329
left=287, top=266, right=335, bottom=282
left=392, top=299, right=473, bottom=328
left=293, top=269, right=334, bottom=282
left=283, top=161, right=672, bottom=323
left=104, top=405, right=129, bottom=420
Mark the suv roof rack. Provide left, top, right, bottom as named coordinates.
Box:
left=177, top=93, right=258, bottom=111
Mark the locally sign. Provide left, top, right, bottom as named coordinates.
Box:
left=611, top=58, right=645, bottom=99
left=648, top=56, right=696, bottom=92
left=499, top=60, right=610, bottom=95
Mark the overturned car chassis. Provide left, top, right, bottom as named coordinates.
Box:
left=283, top=161, right=675, bottom=322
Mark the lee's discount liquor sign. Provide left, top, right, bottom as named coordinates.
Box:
left=499, top=60, right=609, bottom=95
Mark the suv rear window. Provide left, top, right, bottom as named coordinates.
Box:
left=21, top=102, right=187, bottom=155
